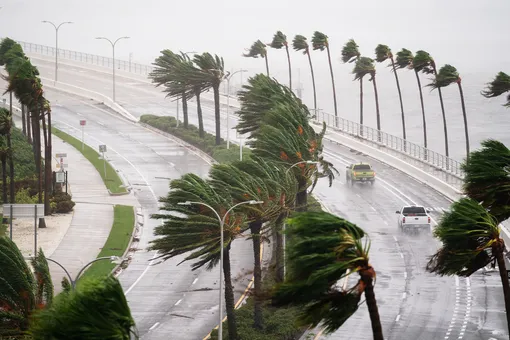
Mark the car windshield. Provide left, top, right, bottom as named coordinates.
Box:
left=353, top=164, right=371, bottom=170
left=402, top=207, right=426, bottom=216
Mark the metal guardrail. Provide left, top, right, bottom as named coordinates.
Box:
left=17, top=40, right=464, bottom=181
left=17, top=40, right=155, bottom=76
left=314, top=111, right=464, bottom=179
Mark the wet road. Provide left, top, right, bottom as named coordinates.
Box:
left=17, top=58, right=509, bottom=340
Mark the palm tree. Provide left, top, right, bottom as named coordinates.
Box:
left=427, top=64, right=470, bottom=157
left=375, top=44, right=406, bottom=141
left=395, top=48, right=429, bottom=153
left=192, top=53, right=226, bottom=145
left=273, top=212, right=383, bottom=339
left=341, top=40, right=361, bottom=131
left=482, top=71, right=510, bottom=107
left=269, top=31, right=292, bottom=90
left=0, top=236, right=37, bottom=337
left=0, top=137, right=8, bottom=203
left=149, top=173, right=243, bottom=339
left=312, top=31, right=338, bottom=121
left=292, top=35, right=317, bottom=112
left=243, top=40, right=269, bottom=76
left=0, top=108, right=15, bottom=204
left=353, top=57, right=381, bottom=141
left=30, top=275, right=138, bottom=339
left=426, top=198, right=510, bottom=335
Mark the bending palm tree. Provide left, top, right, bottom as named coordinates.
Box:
left=342, top=40, right=361, bottom=131
left=312, top=31, right=338, bottom=121
left=149, top=173, right=243, bottom=339
left=482, top=71, right=510, bottom=107
left=426, top=198, right=510, bottom=336
left=353, top=57, right=381, bottom=141
left=292, top=35, right=317, bottom=112
left=244, top=40, right=269, bottom=76
left=273, top=212, right=383, bottom=339
left=375, top=44, right=406, bottom=141
left=0, top=108, right=15, bottom=204
left=428, top=64, right=470, bottom=157
left=269, top=31, right=292, bottom=89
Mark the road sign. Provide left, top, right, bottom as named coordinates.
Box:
left=99, top=145, right=107, bottom=153
left=56, top=172, right=65, bottom=183
left=56, top=163, right=69, bottom=169
left=55, top=153, right=67, bottom=158
left=3, top=204, right=44, bottom=218
left=80, top=120, right=86, bottom=126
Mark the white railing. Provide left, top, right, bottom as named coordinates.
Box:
left=314, top=111, right=464, bottom=180
left=17, top=40, right=464, bottom=183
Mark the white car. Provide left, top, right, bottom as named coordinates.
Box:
left=396, top=205, right=432, bottom=234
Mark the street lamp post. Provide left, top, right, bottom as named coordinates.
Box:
left=178, top=199, right=263, bottom=339
left=42, top=20, right=73, bottom=84
left=224, top=69, right=247, bottom=149
left=28, top=255, right=124, bottom=289
left=176, top=51, right=197, bottom=128
left=95, top=36, right=130, bottom=102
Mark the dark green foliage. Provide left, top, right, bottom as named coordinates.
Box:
left=10, top=126, right=36, bottom=180
left=374, top=44, right=391, bottom=63
left=269, top=31, right=287, bottom=49
left=243, top=40, right=267, bottom=58
left=30, top=249, right=53, bottom=307
left=353, top=57, right=375, bottom=81
left=413, top=50, right=434, bottom=74
left=341, top=39, right=360, bottom=63
left=427, top=64, right=460, bottom=89
left=481, top=71, right=510, bottom=107
left=395, top=48, right=414, bottom=69
left=311, top=31, right=328, bottom=51
left=461, top=139, right=510, bottom=222
left=292, top=35, right=309, bottom=54
left=426, top=198, right=501, bottom=277
left=0, top=236, right=36, bottom=336
left=0, top=38, right=17, bottom=66
left=29, top=275, right=137, bottom=340
left=61, top=277, right=72, bottom=294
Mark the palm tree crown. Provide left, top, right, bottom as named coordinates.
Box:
left=374, top=44, right=392, bottom=63
left=481, top=71, right=510, bottom=107
left=395, top=48, right=414, bottom=69
left=353, top=57, right=375, bottom=81
left=341, top=39, right=360, bottom=63
left=311, top=31, right=329, bottom=51
left=292, top=35, right=309, bottom=54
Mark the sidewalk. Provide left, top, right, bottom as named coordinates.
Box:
left=48, top=136, right=137, bottom=291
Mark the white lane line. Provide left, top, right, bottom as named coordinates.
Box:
left=97, top=121, right=105, bottom=127
left=395, top=314, right=401, bottom=322
left=370, top=206, right=377, bottom=212
left=192, top=278, right=198, bottom=285
left=404, top=272, right=407, bottom=279
left=399, top=253, right=404, bottom=259
left=175, top=299, right=182, bottom=306
left=149, top=322, right=160, bottom=331
left=384, top=220, right=388, bottom=225
left=402, top=292, right=406, bottom=299
left=393, top=236, right=398, bottom=242
left=356, top=193, right=361, bottom=198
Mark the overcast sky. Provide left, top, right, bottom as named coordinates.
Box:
left=1, top=0, right=509, bottom=158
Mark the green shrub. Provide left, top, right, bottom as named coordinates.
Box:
left=51, top=192, right=75, bottom=214
left=15, top=188, right=38, bottom=204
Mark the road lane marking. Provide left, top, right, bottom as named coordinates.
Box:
left=192, top=278, right=198, bottom=285
left=395, top=314, right=401, bottom=322
left=175, top=299, right=182, bottom=306
left=149, top=322, right=160, bottom=331
left=393, top=236, right=398, bottom=242
left=402, top=292, right=406, bottom=299
left=404, top=272, right=407, bottom=279
left=370, top=206, right=377, bottom=212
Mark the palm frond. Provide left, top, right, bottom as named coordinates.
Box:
left=427, top=64, right=460, bottom=90
left=243, top=40, right=267, bottom=58
left=311, top=31, right=328, bottom=51
left=269, top=31, right=287, bottom=49
left=341, top=39, right=360, bottom=63
left=292, top=35, right=309, bottom=54
left=374, top=44, right=391, bottom=63
left=395, top=48, right=413, bottom=70
left=413, top=50, right=434, bottom=74
left=352, top=57, right=375, bottom=81
left=481, top=72, right=510, bottom=107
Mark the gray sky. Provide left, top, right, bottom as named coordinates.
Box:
left=1, top=0, right=509, bottom=159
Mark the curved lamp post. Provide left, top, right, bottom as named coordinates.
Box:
left=224, top=69, right=247, bottom=149
left=95, top=36, right=130, bottom=102
left=178, top=199, right=263, bottom=340
left=29, top=255, right=124, bottom=289
left=42, top=20, right=73, bottom=84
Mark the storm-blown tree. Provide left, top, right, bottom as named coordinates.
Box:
left=312, top=31, right=338, bottom=120
left=342, top=40, right=361, bottom=129
left=269, top=31, right=292, bottom=90
left=428, top=64, right=470, bottom=157
left=426, top=198, right=510, bottom=336
left=149, top=173, right=244, bottom=340
left=375, top=44, right=406, bottom=141
left=292, top=35, right=317, bottom=111
left=273, top=212, right=383, bottom=340
left=482, top=71, right=510, bottom=107
left=353, top=57, right=381, bottom=140
left=244, top=40, right=269, bottom=76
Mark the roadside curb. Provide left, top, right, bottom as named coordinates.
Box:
left=113, top=206, right=140, bottom=278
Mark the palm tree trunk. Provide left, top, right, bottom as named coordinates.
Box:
left=372, top=76, right=382, bottom=142
left=414, top=70, right=428, bottom=155
left=7, top=132, right=14, bottom=204
left=43, top=111, right=53, bottom=215
left=390, top=57, right=406, bottom=142
left=457, top=81, right=470, bottom=158
left=223, top=243, right=239, bottom=340
left=295, top=177, right=308, bottom=212
left=21, top=104, right=27, bottom=136
left=26, top=111, right=32, bottom=144
left=195, top=90, right=205, bottom=138
left=181, top=91, right=189, bottom=128
left=285, top=45, right=292, bottom=90
left=213, top=84, right=221, bottom=145
left=363, top=275, right=384, bottom=340
left=495, top=246, right=510, bottom=338
left=249, top=220, right=264, bottom=329
left=359, top=78, right=364, bottom=136
left=432, top=72, right=449, bottom=159
left=306, top=52, right=317, bottom=112
left=1, top=155, right=7, bottom=204
left=274, top=213, right=286, bottom=282
left=326, top=46, right=338, bottom=122
left=264, top=56, right=270, bottom=77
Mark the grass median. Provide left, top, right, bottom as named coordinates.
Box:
left=51, top=127, right=127, bottom=194
left=80, top=205, right=135, bottom=280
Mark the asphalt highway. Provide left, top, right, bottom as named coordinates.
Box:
left=18, top=57, right=509, bottom=340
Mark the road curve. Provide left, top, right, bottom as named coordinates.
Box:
left=20, top=58, right=510, bottom=340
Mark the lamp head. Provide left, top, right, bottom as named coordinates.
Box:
left=248, top=200, right=264, bottom=205
left=178, top=201, right=192, bottom=206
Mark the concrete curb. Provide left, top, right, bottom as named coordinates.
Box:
left=113, top=206, right=140, bottom=278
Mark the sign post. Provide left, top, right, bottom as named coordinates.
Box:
left=80, top=120, right=86, bottom=150
left=99, top=145, right=107, bottom=180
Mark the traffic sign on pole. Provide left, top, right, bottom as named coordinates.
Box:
left=80, top=120, right=86, bottom=126
left=55, top=153, right=67, bottom=158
